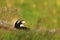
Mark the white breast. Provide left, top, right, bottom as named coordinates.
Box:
left=20, top=24, right=24, bottom=27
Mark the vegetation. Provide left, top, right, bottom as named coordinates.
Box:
left=0, top=0, right=60, bottom=40
left=0, top=29, right=60, bottom=40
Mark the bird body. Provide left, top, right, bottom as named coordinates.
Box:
left=14, top=19, right=30, bottom=30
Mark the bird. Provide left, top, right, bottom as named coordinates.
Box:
left=14, top=19, right=30, bottom=30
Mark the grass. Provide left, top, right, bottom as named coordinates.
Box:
left=0, top=29, right=60, bottom=40
left=0, top=0, right=60, bottom=40
left=0, top=0, right=59, bottom=28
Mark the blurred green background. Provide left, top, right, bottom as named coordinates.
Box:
left=0, top=0, right=60, bottom=29
left=0, top=0, right=60, bottom=40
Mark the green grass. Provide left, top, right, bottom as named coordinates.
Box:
left=0, top=0, right=59, bottom=29
left=0, top=29, right=60, bottom=40
left=0, top=0, right=60, bottom=40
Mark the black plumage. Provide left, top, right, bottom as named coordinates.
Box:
left=14, top=19, right=30, bottom=30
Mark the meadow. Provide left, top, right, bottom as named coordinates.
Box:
left=0, top=0, right=60, bottom=40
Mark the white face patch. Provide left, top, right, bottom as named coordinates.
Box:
left=21, top=21, right=26, bottom=24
